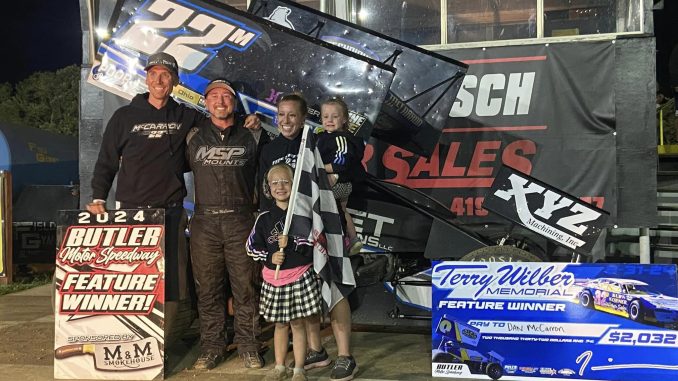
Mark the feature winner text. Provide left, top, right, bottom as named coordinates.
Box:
left=437, top=300, right=565, bottom=312
left=60, top=273, right=159, bottom=315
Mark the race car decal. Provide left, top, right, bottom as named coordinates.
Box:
left=88, top=0, right=396, bottom=140
left=483, top=165, right=609, bottom=254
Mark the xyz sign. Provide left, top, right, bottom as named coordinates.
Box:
left=483, top=166, right=608, bottom=254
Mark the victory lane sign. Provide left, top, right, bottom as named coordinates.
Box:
left=54, top=209, right=166, bottom=380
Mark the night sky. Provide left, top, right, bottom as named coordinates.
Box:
left=0, top=0, right=81, bottom=84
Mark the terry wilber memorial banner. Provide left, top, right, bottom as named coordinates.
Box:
left=432, top=262, right=678, bottom=380
left=54, top=209, right=165, bottom=380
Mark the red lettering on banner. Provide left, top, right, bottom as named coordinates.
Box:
left=580, top=196, right=605, bottom=209
left=468, top=141, right=500, bottom=177
left=362, top=143, right=374, bottom=168
left=58, top=225, right=164, bottom=266
left=411, top=145, right=440, bottom=177
left=371, top=140, right=536, bottom=189
left=441, top=142, right=466, bottom=177
left=382, top=145, right=413, bottom=183
left=503, top=140, right=536, bottom=173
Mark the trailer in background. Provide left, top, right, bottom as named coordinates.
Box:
left=0, top=123, right=78, bottom=282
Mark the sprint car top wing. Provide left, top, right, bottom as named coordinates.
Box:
left=87, top=0, right=396, bottom=137
left=249, top=0, right=468, bottom=156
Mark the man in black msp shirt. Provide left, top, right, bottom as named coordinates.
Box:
left=87, top=53, right=260, bottom=350
left=186, top=78, right=268, bottom=370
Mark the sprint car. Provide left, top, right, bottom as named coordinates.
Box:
left=432, top=316, right=504, bottom=380
left=578, top=277, right=678, bottom=327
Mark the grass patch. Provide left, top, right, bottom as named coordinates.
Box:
left=0, top=273, right=52, bottom=296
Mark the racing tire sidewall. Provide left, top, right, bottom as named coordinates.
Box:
left=486, top=362, right=503, bottom=380
left=628, top=300, right=643, bottom=321
left=580, top=291, right=594, bottom=309
left=459, top=245, right=543, bottom=262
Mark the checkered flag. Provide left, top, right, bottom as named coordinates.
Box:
left=287, top=125, right=356, bottom=311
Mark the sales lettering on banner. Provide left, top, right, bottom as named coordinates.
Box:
left=248, top=0, right=468, bottom=156
left=483, top=165, right=609, bottom=254
left=88, top=0, right=395, bottom=140
left=365, top=42, right=619, bottom=224
left=54, top=209, right=165, bottom=380
left=432, top=262, right=678, bottom=381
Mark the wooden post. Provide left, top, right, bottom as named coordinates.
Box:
left=0, top=171, right=12, bottom=284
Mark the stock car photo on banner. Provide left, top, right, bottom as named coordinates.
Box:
left=54, top=210, right=166, bottom=380
left=431, top=262, right=678, bottom=381
left=577, top=278, right=678, bottom=327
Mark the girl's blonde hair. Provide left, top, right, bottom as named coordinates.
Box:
left=263, top=163, right=294, bottom=199
left=321, top=96, right=349, bottom=130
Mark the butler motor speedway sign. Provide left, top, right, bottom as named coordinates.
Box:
left=432, top=262, right=678, bottom=381
left=54, top=209, right=165, bottom=380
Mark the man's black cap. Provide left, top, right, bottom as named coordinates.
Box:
left=144, top=52, right=179, bottom=79
left=204, top=78, right=236, bottom=96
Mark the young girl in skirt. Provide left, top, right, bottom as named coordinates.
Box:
left=246, top=163, right=322, bottom=381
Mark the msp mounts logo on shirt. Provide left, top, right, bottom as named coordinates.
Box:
left=194, top=146, right=248, bottom=166
left=131, top=122, right=181, bottom=139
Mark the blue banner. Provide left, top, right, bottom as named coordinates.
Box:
left=432, top=262, right=678, bottom=380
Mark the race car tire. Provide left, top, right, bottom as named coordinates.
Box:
left=432, top=350, right=456, bottom=363
left=484, top=232, right=548, bottom=261
left=628, top=300, right=644, bottom=322
left=459, top=245, right=543, bottom=262
left=580, top=291, right=594, bottom=309
left=486, top=362, right=503, bottom=380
